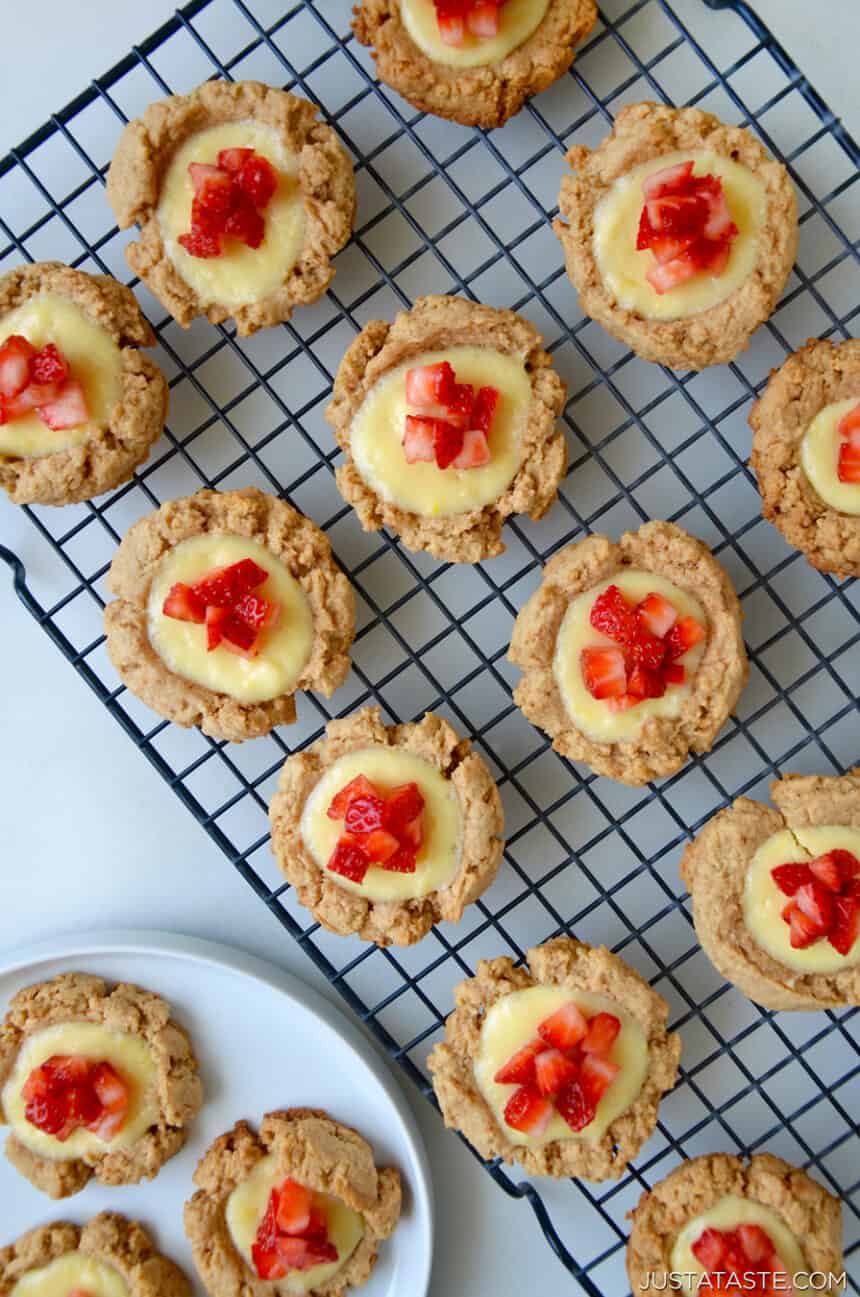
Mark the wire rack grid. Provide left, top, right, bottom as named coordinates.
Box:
left=1, top=0, right=859, bottom=1291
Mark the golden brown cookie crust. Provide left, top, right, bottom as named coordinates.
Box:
left=750, top=338, right=860, bottom=578
left=553, top=101, right=798, bottom=371
left=184, top=1108, right=401, bottom=1297
left=106, top=81, right=356, bottom=336
left=0, top=972, right=203, bottom=1200
left=269, top=705, right=504, bottom=946
left=0, top=1213, right=191, bottom=1297
left=352, top=0, right=597, bottom=129
left=0, top=262, right=168, bottom=506
left=680, top=767, right=860, bottom=1010
left=326, top=295, right=567, bottom=563
left=509, top=520, right=748, bottom=785
left=626, top=1152, right=843, bottom=1293
left=104, top=487, right=356, bottom=743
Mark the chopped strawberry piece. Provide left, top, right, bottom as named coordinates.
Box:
left=830, top=895, right=860, bottom=956
left=304, top=1206, right=329, bottom=1243
left=837, top=402, right=860, bottom=439
left=534, top=1049, right=579, bottom=1099
left=692, top=1227, right=727, bottom=1272
left=38, top=378, right=89, bottom=430
left=783, top=901, right=823, bottom=950
left=580, top=646, right=627, bottom=700
left=23, top=1055, right=128, bottom=1144
left=589, top=584, right=636, bottom=643
left=437, top=10, right=465, bottom=45
left=606, top=694, right=640, bottom=713
left=364, top=829, right=400, bottom=863
left=838, top=441, right=860, bottom=484
left=206, top=605, right=227, bottom=651
left=221, top=615, right=259, bottom=656
left=405, top=362, right=456, bottom=410
left=178, top=227, right=221, bottom=258
left=642, top=160, right=695, bottom=200
left=433, top=419, right=464, bottom=470
left=328, top=775, right=378, bottom=821
left=809, top=853, right=843, bottom=891
left=664, top=663, right=685, bottom=685
left=189, top=162, right=230, bottom=199
left=400, top=813, right=424, bottom=850
left=232, top=592, right=280, bottom=632
left=276, top=1236, right=338, bottom=1271
left=636, top=592, right=678, bottom=639
left=471, top=385, right=499, bottom=434
left=555, top=1077, right=596, bottom=1133
left=383, top=846, right=418, bottom=873
left=451, top=428, right=491, bottom=470
left=403, top=415, right=437, bottom=464
left=193, top=559, right=268, bottom=608
left=538, top=1001, right=588, bottom=1051
left=252, top=1190, right=286, bottom=1281
left=627, top=664, right=666, bottom=700
left=626, top=628, right=667, bottom=672
left=223, top=202, right=266, bottom=249
left=88, top=1062, right=129, bottom=1140
left=736, top=1224, right=772, bottom=1265
left=503, top=1084, right=553, bottom=1136
left=163, top=582, right=206, bottom=624
left=794, top=879, right=835, bottom=932
left=276, top=1179, right=313, bottom=1236
left=581, top=1012, right=620, bottom=1057
left=445, top=382, right=475, bottom=428
left=466, top=3, right=501, bottom=37
left=665, top=615, right=705, bottom=661
left=217, top=147, right=255, bottom=173
left=30, top=343, right=69, bottom=386
left=344, top=791, right=386, bottom=835
left=327, top=840, right=370, bottom=883
left=829, top=849, right=860, bottom=880
left=646, top=193, right=708, bottom=239
left=580, top=1053, right=620, bottom=1106
left=382, top=783, right=425, bottom=835
left=701, top=180, right=735, bottom=240
left=494, top=1038, right=546, bottom=1087
left=236, top=155, right=277, bottom=208
left=0, top=334, right=36, bottom=398
left=770, top=862, right=813, bottom=896
left=646, top=250, right=701, bottom=293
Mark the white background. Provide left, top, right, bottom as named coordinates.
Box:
left=1, top=3, right=858, bottom=1295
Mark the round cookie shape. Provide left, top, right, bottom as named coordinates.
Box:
left=326, top=295, right=567, bottom=563
left=103, top=488, right=355, bottom=743
left=0, top=262, right=168, bottom=506
left=183, top=1108, right=401, bottom=1297
left=106, top=81, right=356, bottom=336
left=427, top=938, right=681, bottom=1180
left=750, top=338, right=860, bottom=578
left=626, top=1153, right=843, bottom=1296
left=0, top=1215, right=191, bottom=1297
left=553, top=102, right=797, bottom=370
left=269, top=705, right=504, bottom=946
left=352, top=0, right=597, bottom=130
left=509, top=521, right=748, bottom=785
left=0, top=972, right=202, bottom=1200
left=681, top=768, right=860, bottom=1010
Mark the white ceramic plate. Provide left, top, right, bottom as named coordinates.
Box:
left=0, top=929, right=434, bottom=1297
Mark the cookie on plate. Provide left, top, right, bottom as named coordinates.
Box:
left=428, top=937, right=681, bottom=1181
left=104, top=488, right=355, bottom=743
left=352, top=0, right=597, bottom=130
left=627, top=1152, right=843, bottom=1296
left=269, top=705, right=504, bottom=946
left=107, top=80, right=356, bottom=336
left=326, top=295, right=567, bottom=563
left=554, top=101, right=797, bottom=370
left=0, top=972, right=202, bottom=1199
left=509, top=521, right=748, bottom=785
left=750, top=337, right=860, bottom=578
left=0, top=262, right=167, bottom=506
left=0, top=1214, right=191, bottom=1297
left=681, top=768, right=860, bottom=1010
left=184, top=1108, right=401, bottom=1296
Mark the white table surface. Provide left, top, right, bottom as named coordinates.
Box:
left=1, top=4, right=858, bottom=1294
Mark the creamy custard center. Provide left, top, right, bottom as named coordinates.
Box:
left=349, top=346, right=532, bottom=518
left=593, top=150, right=768, bottom=321
left=400, top=0, right=550, bottom=69
left=301, top=745, right=463, bottom=902
left=9, top=1253, right=130, bottom=1297
left=800, top=397, right=860, bottom=516
left=474, top=985, right=649, bottom=1147
left=0, top=293, right=121, bottom=459
left=147, top=534, right=314, bottom=706
left=670, top=1194, right=806, bottom=1292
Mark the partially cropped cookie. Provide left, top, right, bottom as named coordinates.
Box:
left=554, top=101, right=797, bottom=370
left=0, top=262, right=167, bottom=506
left=0, top=972, right=202, bottom=1199
left=269, top=705, right=504, bottom=946
left=326, top=295, right=567, bottom=563
left=107, top=80, right=355, bottom=336
left=627, top=1153, right=843, bottom=1296
left=0, top=1214, right=191, bottom=1297
left=104, top=488, right=355, bottom=743
left=509, top=521, right=748, bottom=785
left=428, top=937, right=680, bottom=1181
left=184, top=1109, right=401, bottom=1297
left=682, top=768, right=860, bottom=1010
left=353, top=0, right=597, bottom=130
left=750, top=337, right=860, bottom=578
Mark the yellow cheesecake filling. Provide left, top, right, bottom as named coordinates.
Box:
left=553, top=570, right=707, bottom=745
left=743, top=825, right=860, bottom=974
left=1, top=1021, right=159, bottom=1160
left=670, top=1194, right=805, bottom=1292
left=474, top=985, right=648, bottom=1147
left=300, top=745, right=463, bottom=903
left=226, top=1152, right=364, bottom=1296
left=593, top=150, right=767, bottom=321
left=0, top=293, right=121, bottom=459
left=157, top=121, right=305, bottom=311
left=400, top=0, right=550, bottom=69
left=147, top=534, right=314, bottom=706
left=9, top=1253, right=130, bottom=1297
left=349, top=346, right=532, bottom=518
left=800, top=396, right=860, bottom=516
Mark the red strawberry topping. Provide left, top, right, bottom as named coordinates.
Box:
left=771, top=848, right=860, bottom=955
left=325, top=777, right=427, bottom=882
left=690, top=1222, right=787, bottom=1293
left=432, top=0, right=507, bottom=46
left=0, top=335, right=90, bottom=431
left=402, top=361, right=499, bottom=470
left=837, top=401, right=860, bottom=485
left=252, top=1180, right=338, bottom=1281
left=178, top=149, right=278, bottom=259
left=161, top=557, right=281, bottom=658
left=503, top=1084, right=553, bottom=1136
left=22, top=1055, right=129, bottom=1143
left=636, top=161, right=739, bottom=294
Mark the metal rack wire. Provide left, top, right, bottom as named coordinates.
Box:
left=1, top=1, right=858, bottom=1290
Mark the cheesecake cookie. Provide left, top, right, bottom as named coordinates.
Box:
left=352, top=0, right=597, bottom=130
left=107, top=80, right=356, bottom=336
left=681, top=768, right=860, bottom=1010
left=554, top=101, right=797, bottom=370
left=750, top=337, right=860, bottom=578
left=0, top=1214, right=191, bottom=1297
left=428, top=937, right=681, bottom=1180
left=326, top=295, right=567, bottom=563
left=0, top=972, right=202, bottom=1199
left=509, top=520, right=748, bottom=785
left=269, top=705, right=504, bottom=946
left=627, top=1152, right=843, bottom=1295
left=184, top=1108, right=401, bottom=1296
left=0, top=262, right=167, bottom=506
left=104, top=488, right=355, bottom=743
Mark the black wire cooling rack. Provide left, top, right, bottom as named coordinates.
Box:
left=1, top=0, right=859, bottom=1291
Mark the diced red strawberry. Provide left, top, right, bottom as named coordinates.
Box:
left=589, top=584, right=636, bottom=643
left=636, top=592, right=678, bottom=639
left=627, top=665, right=666, bottom=700
left=400, top=813, right=424, bottom=850
left=433, top=419, right=464, bottom=469
left=794, top=880, right=835, bottom=932
left=383, top=846, right=418, bottom=873
left=445, top=382, right=475, bottom=428
left=648, top=234, right=697, bottom=265
left=364, top=829, right=400, bottom=863
left=626, top=628, right=667, bottom=672
left=665, top=615, right=705, bottom=661
left=829, top=894, right=860, bottom=956
left=275, top=1179, right=313, bottom=1236
left=642, top=160, right=695, bottom=200
left=87, top=1062, right=129, bottom=1140
left=581, top=646, right=627, bottom=700
left=606, top=694, right=640, bottom=713
left=534, top=1049, right=579, bottom=1099
left=163, top=582, right=206, bottom=624
left=692, top=1227, right=727, bottom=1272
left=581, top=1011, right=621, bottom=1057
left=494, top=1038, right=546, bottom=1087
left=837, top=403, right=860, bottom=439
left=555, top=1077, right=596, bottom=1133
left=809, top=853, right=843, bottom=891
left=664, top=663, right=685, bottom=685
left=206, top=605, right=227, bottom=651
left=538, top=1001, right=588, bottom=1051
left=382, top=784, right=424, bottom=839
left=38, top=379, right=89, bottom=430
left=0, top=334, right=36, bottom=398
left=646, top=250, right=701, bottom=293
left=217, top=147, right=254, bottom=173
left=451, top=428, right=491, bottom=470
left=503, top=1084, right=553, bottom=1136
left=223, top=202, right=266, bottom=249
left=580, top=1053, right=620, bottom=1106
left=437, top=10, right=465, bottom=45
left=736, top=1224, right=773, bottom=1265
left=232, top=592, right=280, bottom=632
left=466, top=3, right=501, bottom=36
left=783, top=900, right=823, bottom=949
left=406, top=361, right=456, bottom=409
left=193, top=559, right=268, bottom=607
left=327, top=839, right=370, bottom=883
left=830, top=849, right=860, bottom=880
left=236, top=155, right=277, bottom=208
left=403, top=415, right=436, bottom=463
left=276, top=1236, right=338, bottom=1271
left=30, top=343, right=69, bottom=387
left=471, top=385, right=499, bottom=434
left=178, top=227, right=221, bottom=258
left=303, top=1206, right=329, bottom=1243
left=344, top=790, right=386, bottom=835
left=838, top=441, right=860, bottom=484
left=189, top=162, right=229, bottom=198
left=646, top=193, right=708, bottom=239
left=328, top=775, right=378, bottom=821
left=771, top=862, right=813, bottom=896
left=221, top=615, right=259, bottom=656
left=700, top=179, right=735, bottom=240
left=252, top=1190, right=286, bottom=1280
